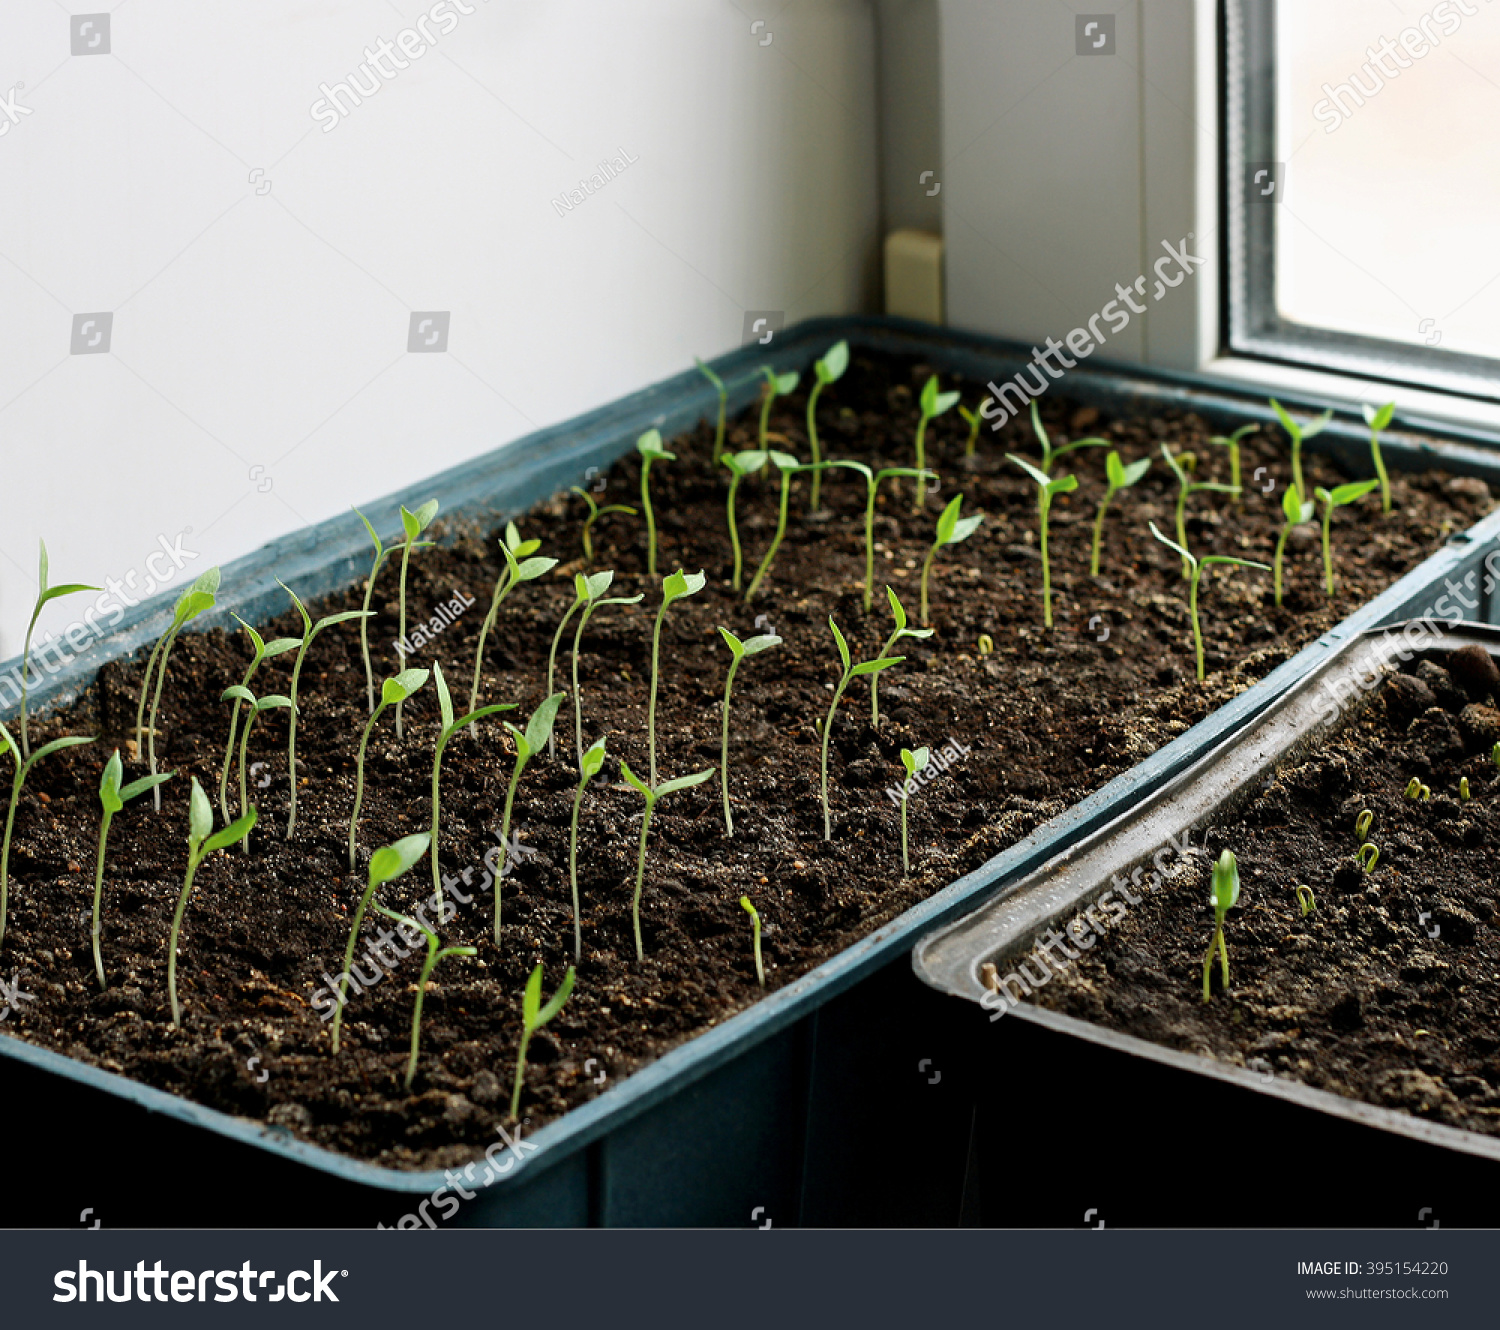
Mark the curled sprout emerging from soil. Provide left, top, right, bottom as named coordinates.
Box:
left=393, top=499, right=440, bottom=740
left=913, top=374, right=960, bottom=510
left=756, top=367, right=800, bottom=454
left=369, top=897, right=476, bottom=1091
left=1494, top=742, right=1500, bottom=770
left=1147, top=523, right=1270, bottom=681
left=827, top=461, right=937, bottom=613
left=821, top=617, right=904, bottom=841
left=977, top=633, right=994, bottom=656
left=1296, top=884, right=1316, bottom=918
left=218, top=616, right=301, bottom=827
left=1007, top=454, right=1077, bottom=629
left=471, top=522, right=557, bottom=715
left=694, top=356, right=729, bottom=464
left=569, top=486, right=636, bottom=566
left=135, top=566, right=220, bottom=810
left=649, top=570, right=706, bottom=785
left=1208, top=423, right=1255, bottom=504
left=959, top=396, right=993, bottom=459
left=1405, top=777, right=1431, bottom=801
left=898, top=746, right=930, bottom=876
left=277, top=580, right=371, bottom=840
left=349, top=668, right=429, bottom=870
left=219, top=685, right=292, bottom=854
left=1201, top=848, right=1240, bottom=1003
left=331, top=831, right=429, bottom=1054
left=740, top=895, right=765, bottom=987
left=1269, top=398, right=1333, bottom=509
left=429, top=662, right=516, bottom=898
left=20, top=540, right=98, bottom=759
left=717, top=627, right=782, bottom=835
left=805, top=339, right=849, bottom=509
left=93, top=751, right=173, bottom=989
left=872, top=586, right=932, bottom=726
left=569, top=736, right=607, bottom=961
left=511, top=962, right=577, bottom=1119
left=571, top=571, right=643, bottom=770
left=1461, top=776, right=1471, bottom=801
left=619, top=760, right=716, bottom=960
left=1090, top=450, right=1150, bottom=577
left=745, top=453, right=832, bottom=603
left=636, top=428, right=677, bottom=578
left=1314, top=479, right=1380, bottom=597
left=921, top=493, right=983, bottom=627
left=1357, top=842, right=1380, bottom=873
left=1161, top=444, right=1239, bottom=580
left=169, top=777, right=255, bottom=1027
left=1354, top=809, right=1373, bottom=842
left=1362, top=401, right=1396, bottom=514
left=721, top=449, right=769, bottom=592
left=353, top=506, right=433, bottom=714
left=495, top=691, right=565, bottom=940
left=0, top=720, right=94, bottom=951
left=1273, top=483, right=1315, bottom=608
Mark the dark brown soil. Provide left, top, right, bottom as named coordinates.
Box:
left=0, top=350, right=1491, bottom=1171
left=1036, top=650, right=1500, bottom=1137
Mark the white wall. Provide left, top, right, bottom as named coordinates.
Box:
left=0, top=0, right=879, bottom=657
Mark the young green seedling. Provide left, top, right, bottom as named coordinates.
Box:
left=920, top=494, right=983, bottom=627
left=134, top=566, right=220, bottom=810
left=19, top=540, right=98, bottom=759
left=717, top=627, right=781, bottom=834
left=1007, top=455, right=1077, bottom=629
left=1404, top=777, right=1431, bottom=801
left=277, top=580, right=372, bottom=840
left=636, top=428, right=677, bottom=577
left=827, top=461, right=938, bottom=612
left=545, top=577, right=590, bottom=760
left=756, top=366, right=800, bottom=453
left=872, top=587, right=932, bottom=725
left=511, top=962, right=577, bottom=1119
left=1354, top=809, right=1373, bottom=841
left=217, top=616, right=301, bottom=827
left=620, top=761, right=715, bottom=961
left=1269, top=398, right=1333, bottom=507
left=1090, top=451, right=1151, bottom=576
left=353, top=506, right=434, bottom=714
left=392, top=499, right=439, bottom=740
left=740, top=895, right=765, bottom=987
left=1295, top=884, right=1316, bottom=918
left=470, top=521, right=557, bottom=715
left=821, top=618, right=904, bottom=841
left=805, top=340, right=849, bottom=509
left=349, top=668, right=429, bottom=869
left=649, top=569, right=706, bottom=785
left=1362, top=401, right=1396, bottom=514
left=571, top=571, right=643, bottom=771
left=1314, top=479, right=1380, bottom=596
left=428, top=662, right=516, bottom=897
left=169, top=778, right=255, bottom=1027
left=1025, top=399, right=1111, bottom=474
left=1147, top=523, right=1270, bottom=681
left=1357, top=842, right=1379, bottom=873
left=898, top=746, right=930, bottom=876
left=1201, top=848, right=1240, bottom=1002
left=369, top=898, right=475, bottom=1091
left=694, top=356, right=729, bottom=463
left=958, top=396, right=994, bottom=459
left=568, top=736, right=608, bottom=960
left=1273, top=483, right=1316, bottom=608
left=744, top=454, right=832, bottom=603
left=912, top=375, right=961, bottom=510
left=331, top=831, right=429, bottom=1054
left=219, top=686, right=292, bottom=853
left=569, top=486, right=637, bottom=565
left=1460, top=776, right=1471, bottom=801
left=493, top=692, right=565, bottom=940
left=1161, top=444, right=1240, bottom=579
left=1208, top=423, right=1256, bottom=502
left=92, top=752, right=173, bottom=989
left=721, top=449, right=770, bottom=593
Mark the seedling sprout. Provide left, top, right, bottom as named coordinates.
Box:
left=1362, top=401, right=1396, bottom=514
left=920, top=494, right=983, bottom=627
left=756, top=367, right=799, bottom=453
left=511, top=962, right=577, bottom=1119
left=353, top=507, right=432, bottom=714
left=740, top=895, right=765, bottom=987
left=92, top=751, right=173, bottom=988
left=1295, top=884, right=1316, bottom=918
left=19, top=540, right=98, bottom=759
left=636, top=428, right=676, bottom=577
left=1208, top=423, right=1256, bottom=501
left=1007, top=454, right=1077, bottom=628
left=805, top=340, right=849, bottom=509
left=370, top=897, right=475, bottom=1091
left=218, top=615, right=301, bottom=827
left=619, top=761, right=716, bottom=960
left=393, top=499, right=439, bottom=739
left=1273, top=483, right=1315, bottom=608
left=1314, top=480, right=1380, bottom=596
left=820, top=618, right=903, bottom=840
left=494, top=692, right=565, bottom=939
left=721, top=449, right=769, bottom=592
left=1147, top=524, right=1270, bottom=681
left=1161, top=444, right=1239, bottom=579
left=898, top=746, right=930, bottom=875
left=470, top=522, right=557, bottom=714
left=570, top=571, right=643, bottom=770
left=825, top=461, right=937, bottom=612
left=568, top=736, right=608, bottom=960
left=1404, top=777, right=1430, bottom=801
left=959, top=396, right=993, bottom=459
left=1201, top=848, right=1240, bottom=1002
left=1090, top=451, right=1150, bottom=576
left=649, top=570, right=706, bottom=785
left=694, top=356, right=729, bottom=463
left=219, top=685, right=292, bottom=853
left=1269, top=398, right=1333, bottom=507
left=912, top=374, right=960, bottom=510
left=429, top=662, right=516, bottom=897
left=570, top=486, right=636, bottom=565
left=717, top=627, right=781, bottom=834
left=745, top=453, right=831, bottom=603
left=1354, top=809, right=1373, bottom=841
left=349, top=668, right=429, bottom=869
left=1460, top=776, right=1471, bottom=801
left=1357, top=842, right=1379, bottom=873
left=872, top=587, right=932, bottom=726
left=1025, top=400, right=1110, bottom=474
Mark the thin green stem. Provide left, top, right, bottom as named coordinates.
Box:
left=168, top=855, right=202, bottom=1027
left=395, top=542, right=413, bottom=740
left=1040, top=499, right=1054, bottom=629
left=920, top=545, right=936, bottom=628
left=872, top=628, right=901, bottom=725
left=430, top=735, right=447, bottom=899
left=348, top=705, right=384, bottom=870
left=1189, top=565, right=1205, bottom=681
left=470, top=570, right=513, bottom=716
left=495, top=762, right=520, bottom=942
left=19, top=629, right=35, bottom=760
left=236, top=710, right=256, bottom=854
left=864, top=487, right=877, bottom=614
left=569, top=773, right=588, bottom=960
left=913, top=417, right=929, bottom=511
left=218, top=665, right=254, bottom=825
left=510, top=1027, right=532, bottom=1119
left=1273, top=525, right=1290, bottom=607
left=92, top=810, right=112, bottom=989
left=1201, top=926, right=1216, bottom=1002
left=821, top=675, right=852, bottom=840
left=1090, top=488, right=1117, bottom=578
left=360, top=553, right=381, bottom=714
left=901, top=792, right=910, bottom=876
left=727, top=476, right=745, bottom=591
left=757, top=385, right=774, bottom=451
left=0, top=778, right=17, bottom=950
left=1219, top=923, right=1230, bottom=987
left=712, top=389, right=727, bottom=464
left=332, top=881, right=376, bottom=1053
left=806, top=382, right=825, bottom=509
left=546, top=599, right=583, bottom=760
left=648, top=603, right=666, bottom=786
left=632, top=799, right=657, bottom=960
left=1174, top=487, right=1191, bottom=579
left=406, top=945, right=438, bottom=1089
left=1371, top=436, right=1391, bottom=514
left=572, top=603, right=596, bottom=774
left=1291, top=438, right=1305, bottom=507
left=745, top=469, right=791, bottom=602
left=147, top=627, right=181, bottom=811
left=1321, top=506, right=1335, bottom=596
left=1228, top=444, right=1242, bottom=499
left=286, top=637, right=313, bottom=840
left=133, top=634, right=166, bottom=757
left=721, top=657, right=742, bottom=834
left=641, top=459, right=659, bottom=577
